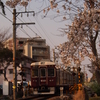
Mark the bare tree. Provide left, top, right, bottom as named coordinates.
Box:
left=0, top=28, right=12, bottom=49
left=0, top=28, right=12, bottom=81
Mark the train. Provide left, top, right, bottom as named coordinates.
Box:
left=30, top=59, right=79, bottom=95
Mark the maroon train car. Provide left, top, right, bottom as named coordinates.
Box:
left=31, top=60, right=75, bottom=95
left=31, top=60, right=56, bottom=94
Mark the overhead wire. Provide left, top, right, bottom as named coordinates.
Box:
left=27, top=17, right=50, bottom=45
left=34, top=16, right=56, bottom=47
left=26, top=0, right=56, bottom=48
left=0, top=12, right=32, bottom=38
left=3, top=4, right=54, bottom=49
left=2, top=4, right=32, bottom=38
left=0, top=12, right=12, bottom=22
left=17, top=17, right=39, bottom=37
left=18, top=27, right=32, bottom=38
left=25, top=0, right=59, bottom=48
left=27, top=17, right=53, bottom=46
left=3, top=1, right=39, bottom=38
left=15, top=1, right=43, bottom=37
left=3, top=1, right=58, bottom=49
left=28, top=17, right=44, bottom=38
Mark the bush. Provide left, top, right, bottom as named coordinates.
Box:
left=89, top=97, right=100, bottom=100
left=0, top=89, right=2, bottom=95
left=17, top=90, right=23, bottom=98
left=89, top=82, right=100, bottom=96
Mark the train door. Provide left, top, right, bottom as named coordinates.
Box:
left=39, top=67, right=48, bottom=86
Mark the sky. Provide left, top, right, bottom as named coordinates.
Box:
left=0, top=0, right=70, bottom=62
left=0, top=0, right=92, bottom=78
left=0, top=0, right=68, bottom=49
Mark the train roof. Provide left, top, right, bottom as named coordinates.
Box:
left=31, top=60, right=55, bottom=66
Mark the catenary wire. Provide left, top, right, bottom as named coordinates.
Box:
left=3, top=2, right=39, bottom=38
left=34, top=16, right=55, bottom=47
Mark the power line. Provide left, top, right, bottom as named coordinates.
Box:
left=4, top=5, right=37, bottom=38
left=17, top=17, right=38, bottom=36
left=19, top=3, right=56, bottom=48
left=3, top=1, right=38, bottom=37
left=35, top=16, right=55, bottom=47
left=0, top=12, right=12, bottom=22
left=3, top=1, right=56, bottom=48
left=18, top=27, right=32, bottom=38
left=17, top=4, right=56, bottom=47
left=3, top=4, right=54, bottom=47
left=28, top=17, right=44, bottom=37
left=27, top=17, right=52, bottom=46
left=0, top=10, right=32, bottom=38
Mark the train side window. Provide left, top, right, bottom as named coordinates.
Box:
left=40, top=68, right=45, bottom=77
left=48, top=68, right=54, bottom=76
left=32, top=69, right=38, bottom=77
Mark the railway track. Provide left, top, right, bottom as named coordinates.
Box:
left=30, top=94, right=57, bottom=100
left=29, top=94, right=72, bottom=100
left=17, top=94, right=59, bottom=100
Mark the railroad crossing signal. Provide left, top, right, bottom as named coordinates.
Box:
left=78, top=73, right=81, bottom=83
left=78, top=83, right=82, bottom=90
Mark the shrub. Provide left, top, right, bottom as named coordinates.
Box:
left=0, top=89, right=2, bottom=95
left=89, top=82, right=100, bottom=96
left=89, top=97, right=100, bottom=100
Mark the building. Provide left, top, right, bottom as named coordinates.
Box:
left=0, top=37, right=50, bottom=85
left=24, top=38, right=50, bottom=61
left=4, top=37, right=50, bottom=62
left=0, top=55, right=34, bottom=85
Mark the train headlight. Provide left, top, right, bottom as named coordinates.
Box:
left=33, top=80, right=37, bottom=82
left=49, top=79, right=54, bottom=82
left=41, top=80, right=46, bottom=82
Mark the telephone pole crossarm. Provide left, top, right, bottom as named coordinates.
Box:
left=15, top=22, right=35, bottom=25
left=17, top=11, right=35, bottom=14
left=16, top=11, right=35, bottom=17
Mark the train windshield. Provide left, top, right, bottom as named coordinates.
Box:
left=40, top=68, right=46, bottom=77
left=31, top=69, right=38, bottom=77
left=48, top=68, right=54, bottom=76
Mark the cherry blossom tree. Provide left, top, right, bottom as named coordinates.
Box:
left=34, top=0, right=84, bottom=22
left=33, top=0, right=100, bottom=84
left=56, top=0, right=100, bottom=84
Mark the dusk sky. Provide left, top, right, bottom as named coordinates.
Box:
left=0, top=0, right=67, bottom=49
left=0, top=0, right=92, bottom=78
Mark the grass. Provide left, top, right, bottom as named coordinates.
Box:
left=89, top=97, right=100, bottom=100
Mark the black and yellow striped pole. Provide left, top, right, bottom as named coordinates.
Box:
left=77, top=67, right=82, bottom=90
left=73, top=67, right=76, bottom=84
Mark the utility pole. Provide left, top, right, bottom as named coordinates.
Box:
left=6, top=1, right=35, bottom=99
left=13, top=9, right=16, bottom=100
left=12, top=9, right=35, bottom=100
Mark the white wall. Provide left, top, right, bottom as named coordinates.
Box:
left=0, top=62, right=31, bottom=85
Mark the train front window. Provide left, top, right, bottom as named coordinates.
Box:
left=40, top=68, right=45, bottom=77
left=48, top=68, right=54, bottom=76
left=32, top=69, right=38, bottom=77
